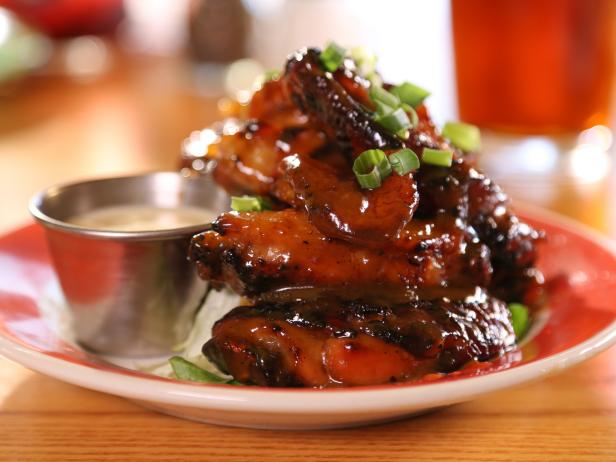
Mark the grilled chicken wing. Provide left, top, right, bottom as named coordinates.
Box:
left=190, top=78, right=328, bottom=197
left=203, top=293, right=515, bottom=387
left=284, top=47, right=542, bottom=301
left=189, top=209, right=492, bottom=299
left=185, top=45, right=545, bottom=388
left=414, top=159, right=543, bottom=303
left=278, top=152, right=419, bottom=245
left=285, top=48, right=402, bottom=154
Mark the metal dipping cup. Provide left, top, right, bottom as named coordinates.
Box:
left=29, top=172, right=227, bottom=357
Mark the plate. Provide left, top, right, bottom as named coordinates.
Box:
left=1, top=207, right=616, bottom=430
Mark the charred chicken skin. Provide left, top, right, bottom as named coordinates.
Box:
left=186, top=45, right=544, bottom=387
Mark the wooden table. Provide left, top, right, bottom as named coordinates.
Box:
left=1, top=45, right=616, bottom=462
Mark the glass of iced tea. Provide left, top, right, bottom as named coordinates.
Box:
left=452, top=0, right=616, bottom=134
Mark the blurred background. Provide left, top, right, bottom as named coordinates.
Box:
left=0, top=0, right=615, bottom=236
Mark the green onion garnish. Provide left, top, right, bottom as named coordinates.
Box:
left=391, top=82, right=431, bottom=108
left=374, top=100, right=395, bottom=117
left=320, top=41, right=346, bottom=72
left=404, top=104, right=419, bottom=128
left=353, top=149, right=392, bottom=189
left=389, top=148, right=420, bottom=175
left=350, top=46, right=377, bottom=75
left=366, top=71, right=383, bottom=87
left=170, top=357, right=238, bottom=385
left=369, top=85, right=400, bottom=110
left=398, top=130, right=410, bottom=140
left=263, top=69, right=281, bottom=82
left=374, top=107, right=411, bottom=137
left=442, top=121, right=481, bottom=152
left=369, top=84, right=418, bottom=137
left=422, top=148, right=453, bottom=167
left=507, top=303, right=530, bottom=339
left=230, top=195, right=271, bottom=212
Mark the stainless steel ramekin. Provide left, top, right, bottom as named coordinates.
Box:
left=29, top=172, right=228, bottom=357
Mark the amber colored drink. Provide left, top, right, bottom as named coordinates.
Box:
left=452, top=0, right=616, bottom=134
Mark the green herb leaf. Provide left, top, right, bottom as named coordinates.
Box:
left=320, top=42, right=347, bottom=72
left=170, top=356, right=235, bottom=384
left=389, top=148, right=420, bottom=175
left=390, top=81, right=431, bottom=108
left=422, top=148, right=453, bottom=167
left=442, top=121, right=481, bottom=152
left=353, top=149, right=392, bottom=189
left=230, top=195, right=271, bottom=212
left=508, top=303, right=530, bottom=339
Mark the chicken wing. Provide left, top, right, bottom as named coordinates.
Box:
left=189, top=209, right=492, bottom=299
left=203, top=293, right=515, bottom=387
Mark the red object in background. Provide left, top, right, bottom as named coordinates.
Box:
left=452, top=0, right=616, bottom=134
left=0, top=0, right=124, bottom=37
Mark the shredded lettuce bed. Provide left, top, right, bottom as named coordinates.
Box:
left=131, top=287, right=240, bottom=380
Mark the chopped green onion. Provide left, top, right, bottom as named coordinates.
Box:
left=354, top=166, right=382, bottom=189
left=320, top=41, right=346, bottom=72
left=369, top=85, right=400, bottom=110
left=442, top=121, right=481, bottom=152
left=374, top=100, right=395, bottom=117
left=366, top=71, right=383, bottom=87
left=350, top=46, right=377, bottom=75
left=230, top=195, right=271, bottom=212
left=263, top=69, right=281, bottom=82
left=355, top=148, right=392, bottom=178
left=353, top=149, right=392, bottom=189
left=374, top=107, right=411, bottom=136
left=389, top=148, right=420, bottom=175
left=508, top=303, right=530, bottom=339
left=398, top=129, right=410, bottom=140
left=402, top=104, right=419, bottom=128
left=170, top=357, right=237, bottom=384
left=391, top=82, right=431, bottom=108
left=422, top=148, right=454, bottom=167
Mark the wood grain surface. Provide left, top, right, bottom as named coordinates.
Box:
left=1, top=43, right=616, bottom=462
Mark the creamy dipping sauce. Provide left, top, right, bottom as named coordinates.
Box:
left=68, top=205, right=214, bottom=231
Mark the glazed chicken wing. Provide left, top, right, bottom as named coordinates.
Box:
left=284, top=47, right=543, bottom=300
left=184, top=44, right=545, bottom=388
left=190, top=208, right=492, bottom=300
left=414, top=159, right=543, bottom=303
left=203, top=293, right=515, bottom=387
left=278, top=152, right=419, bottom=245
left=285, top=48, right=403, bottom=153
left=192, top=78, right=328, bottom=197
left=285, top=47, right=447, bottom=156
